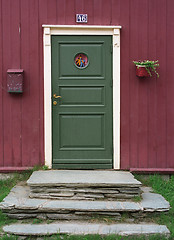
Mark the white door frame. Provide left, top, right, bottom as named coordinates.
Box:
left=43, top=25, right=121, bottom=169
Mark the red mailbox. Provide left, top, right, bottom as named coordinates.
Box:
left=7, top=69, right=24, bottom=93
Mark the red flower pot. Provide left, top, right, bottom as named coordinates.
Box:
left=136, top=65, right=150, bottom=77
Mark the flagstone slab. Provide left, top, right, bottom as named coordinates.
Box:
left=3, top=223, right=170, bottom=236
left=0, top=184, right=170, bottom=220
left=141, top=193, right=170, bottom=212
left=0, top=185, right=141, bottom=212
left=27, top=170, right=142, bottom=187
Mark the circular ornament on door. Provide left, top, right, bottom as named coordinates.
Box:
left=74, top=53, right=89, bottom=69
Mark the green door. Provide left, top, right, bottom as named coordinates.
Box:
left=52, top=35, right=113, bottom=169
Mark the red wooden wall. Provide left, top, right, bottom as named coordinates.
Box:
left=0, top=0, right=174, bottom=171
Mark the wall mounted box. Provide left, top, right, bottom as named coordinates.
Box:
left=7, top=69, right=24, bottom=93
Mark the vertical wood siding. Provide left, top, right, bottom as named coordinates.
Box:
left=0, top=0, right=174, bottom=170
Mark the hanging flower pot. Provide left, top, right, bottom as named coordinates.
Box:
left=133, top=60, right=159, bottom=78
left=135, top=65, right=150, bottom=77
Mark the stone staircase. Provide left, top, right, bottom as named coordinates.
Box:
left=0, top=170, right=170, bottom=238
left=28, top=170, right=142, bottom=200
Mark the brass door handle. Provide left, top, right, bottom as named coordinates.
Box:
left=53, top=94, right=62, bottom=99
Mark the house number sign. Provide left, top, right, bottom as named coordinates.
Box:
left=76, top=14, right=88, bottom=23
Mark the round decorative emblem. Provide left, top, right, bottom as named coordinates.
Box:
left=74, top=53, right=89, bottom=69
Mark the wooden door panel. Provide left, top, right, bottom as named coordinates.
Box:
left=52, top=35, right=112, bottom=169
left=59, top=86, right=105, bottom=106
left=59, top=42, right=104, bottom=79
left=59, top=114, right=104, bottom=149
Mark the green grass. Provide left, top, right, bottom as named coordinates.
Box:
left=0, top=172, right=31, bottom=202
left=0, top=171, right=33, bottom=232
left=0, top=172, right=173, bottom=239
left=0, top=236, right=18, bottom=240
left=32, top=218, right=44, bottom=224
left=132, top=195, right=142, bottom=202
left=135, top=174, right=174, bottom=240
left=14, top=234, right=169, bottom=240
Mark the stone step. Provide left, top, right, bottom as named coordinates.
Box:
left=0, top=185, right=170, bottom=220
left=27, top=170, right=142, bottom=200
left=3, top=222, right=170, bottom=237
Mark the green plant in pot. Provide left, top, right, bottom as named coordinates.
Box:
left=133, top=60, right=159, bottom=78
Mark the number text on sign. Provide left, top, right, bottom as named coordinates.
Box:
left=76, top=14, right=88, bottom=23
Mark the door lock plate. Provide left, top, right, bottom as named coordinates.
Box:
left=53, top=101, right=57, bottom=106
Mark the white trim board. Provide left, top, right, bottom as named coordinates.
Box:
left=43, top=25, right=121, bottom=169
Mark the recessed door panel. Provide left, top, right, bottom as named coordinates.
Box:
left=59, top=86, right=105, bottom=106
left=59, top=43, right=104, bottom=79
left=59, top=114, right=104, bottom=149
left=52, top=35, right=112, bottom=169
